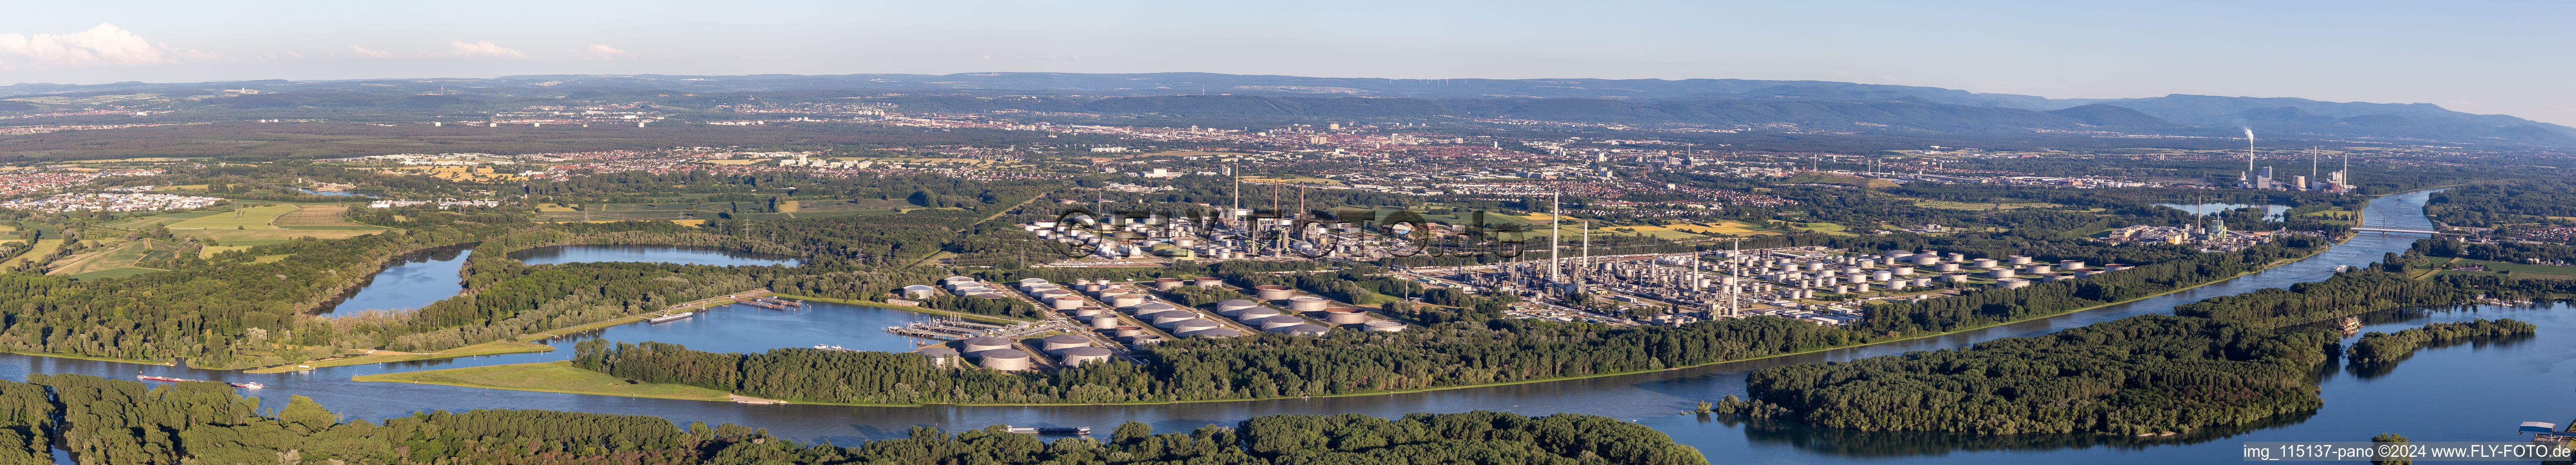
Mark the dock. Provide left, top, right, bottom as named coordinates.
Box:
left=885, top=317, right=1001, bottom=341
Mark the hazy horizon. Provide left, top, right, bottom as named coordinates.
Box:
left=5, top=0, right=2569, bottom=124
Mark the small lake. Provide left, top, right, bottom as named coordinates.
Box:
left=508, top=244, right=802, bottom=267
left=2155, top=202, right=2290, bottom=220
left=294, top=187, right=375, bottom=198
left=318, top=246, right=470, bottom=316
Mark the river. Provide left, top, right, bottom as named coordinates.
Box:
left=9, top=189, right=2563, bottom=461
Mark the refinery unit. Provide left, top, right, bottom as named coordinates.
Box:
left=1411, top=245, right=2137, bottom=327
left=900, top=273, right=1410, bottom=372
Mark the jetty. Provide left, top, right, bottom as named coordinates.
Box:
left=885, top=317, right=1001, bottom=340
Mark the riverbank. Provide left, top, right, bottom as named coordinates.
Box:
left=9, top=351, right=173, bottom=366
left=244, top=340, right=552, bottom=374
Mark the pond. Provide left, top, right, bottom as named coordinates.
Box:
left=316, top=245, right=470, bottom=316
left=508, top=244, right=802, bottom=267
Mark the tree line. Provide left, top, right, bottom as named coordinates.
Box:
left=0, top=374, right=1704, bottom=465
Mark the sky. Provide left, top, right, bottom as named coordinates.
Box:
left=4, top=0, right=2572, bottom=124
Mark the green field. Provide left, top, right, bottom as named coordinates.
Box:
left=168, top=204, right=299, bottom=228
left=102, top=210, right=220, bottom=230
left=245, top=340, right=553, bottom=373
left=3, top=239, right=64, bottom=267
left=49, top=240, right=167, bottom=277
left=174, top=228, right=381, bottom=244
left=352, top=361, right=735, bottom=401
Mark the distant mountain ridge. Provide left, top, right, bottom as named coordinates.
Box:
left=3, top=72, right=2566, bottom=146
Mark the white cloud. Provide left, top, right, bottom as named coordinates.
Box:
left=586, top=44, right=627, bottom=59
left=350, top=46, right=393, bottom=58
left=0, top=23, right=170, bottom=69
left=446, top=40, right=525, bottom=59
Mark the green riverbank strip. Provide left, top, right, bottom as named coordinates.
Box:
left=10, top=351, right=174, bottom=366
left=244, top=340, right=553, bottom=374
left=352, top=361, right=737, bottom=401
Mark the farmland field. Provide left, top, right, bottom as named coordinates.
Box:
left=174, top=228, right=380, bottom=245
left=168, top=204, right=299, bottom=228
left=276, top=205, right=390, bottom=229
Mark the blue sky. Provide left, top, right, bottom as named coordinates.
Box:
left=4, top=0, right=2571, bottom=124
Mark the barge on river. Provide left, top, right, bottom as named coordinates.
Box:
left=136, top=374, right=263, bottom=389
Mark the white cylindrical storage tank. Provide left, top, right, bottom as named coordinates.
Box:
left=2059, top=260, right=2087, bottom=270
left=1254, top=285, right=1295, bottom=300
left=1130, top=302, right=1178, bottom=314
left=1167, top=319, right=1222, bottom=335
left=1856, top=259, right=1876, bottom=269
left=921, top=347, right=961, bottom=368
left=902, top=285, right=937, bottom=299
left=1153, top=278, right=1183, bottom=291
left=1871, top=270, right=1892, bottom=282
left=1257, top=315, right=1306, bottom=330
left=1090, top=315, right=1121, bottom=329
left=1987, top=268, right=2017, bottom=278
left=1806, top=262, right=1826, bottom=272
left=1073, top=306, right=1106, bottom=317
left=1215, top=299, right=1261, bottom=317
left=952, top=286, right=989, bottom=296
left=1058, top=346, right=1112, bottom=367
left=1943, top=272, right=1972, bottom=283
left=1911, top=255, right=1940, bottom=266
left=2025, top=264, right=2053, bottom=275
left=1363, top=321, right=1407, bottom=332
left=2105, top=263, right=2134, bottom=271
left=1127, top=335, right=1166, bottom=349
left=1287, top=297, right=1329, bottom=312
left=1913, top=277, right=1933, bottom=287
left=1074, top=278, right=1093, bottom=287
left=944, top=276, right=976, bottom=285
left=1894, top=266, right=1916, bottom=276
left=1050, top=296, right=1084, bottom=310
left=1113, top=326, right=1144, bottom=337
left=1945, top=253, right=1966, bottom=262
left=1322, top=308, right=1371, bottom=325
left=979, top=349, right=1033, bottom=371
left=1971, top=258, right=1998, bottom=268
left=961, top=336, right=1013, bottom=356
left=1856, top=282, right=1873, bottom=292
left=1041, top=334, right=1092, bottom=353
left=2007, top=255, right=2032, bottom=265
left=1234, top=307, right=1282, bottom=322
left=1192, top=277, right=1224, bottom=287
left=1150, top=312, right=1198, bottom=326
left=1190, top=328, right=1244, bottom=338
left=1833, top=284, right=1850, bottom=294
left=1995, top=278, right=2031, bottom=289
left=1934, top=262, right=1960, bottom=272
left=1105, top=293, right=1146, bottom=307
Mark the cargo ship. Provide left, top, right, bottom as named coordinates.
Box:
left=135, top=374, right=263, bottom=389
left=1004, top=425, right=1091, bottom=435
left=645, top=312, right=694, bottom=323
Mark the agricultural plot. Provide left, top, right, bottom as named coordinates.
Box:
left=2, top=239, right=64, bottom=267
left=791, top=198, right=921, bottom=212
left=168, top=204, right=299, bottom=229
left=174, top=228, right=379, bottom=246
left=48, top=240, right=166, bottom=277
left=534, top=203, right=700, bottom=222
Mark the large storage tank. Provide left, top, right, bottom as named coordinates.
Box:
left=1287, top=297, right=1329, bottom=312
left=920, top=347, right=961, bottom=368
left=1994, top=278, right=2031, bottom=289
left=1167, top=319, right=1222, bottom=335
left=1266, top=324, right=1330, bottom=336
left=1215, top=299, right=1261, bottom=317
left=1911, top=255, right=1941, bottom=266
left=1257, top=316, right=1307, bottom=330
left=2007, top=255, right=2032, bottom=265
left=1362, top=321, right=1407, bottom=332
left=1104, top=293, right=1146, bottom=307
left=1233, top=307, right=1282, bottom=322
left=2059, top=260, right=2087, bottom=270
left=1893, top=266, right=1916, bottom=276
left=1150, top=312, right=1198, bottom=326
left=1089, top=315, right=1121, bottom=329
left=1189, top=328, right=1244, bottom=338
left=1153, top=278, right=1183, bottom=291
left=1987, top=268, right=2017, bottom=278
left=1058, top=346, right=1112, bottom=367
left=1131, top=302, right=1178, bottom=314
left=2024, top=264, right=2053, bottom=275
left=952, top=286, right=990, bottom=296
left=2044, top=273, right=2076, bottom=282
left=1321, top=308, right=1371, bottom=325
left=1072, top=306, right=1105, bottom=317
left=1113, top=326, right=1144, bottom=337
left=1050, top=297, right=1084, bottom=310
left=1253, top=285, right=1295, bottom=300
left=960, top=336, right=1013, bottom=356
left=1041, top=334, right=1093, bottom=353
left=1971, top=258, right=1999, bottom=268
left=978, top=349, right=1033, bottom=371
left=1017, top=278, right=1050, bottom=290
left=1192, top=277, right=1224, bottom=287
left=901, top=285, right=938, bottom=299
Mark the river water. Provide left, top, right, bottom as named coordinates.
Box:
left=10, top=190, right=2565, bottom=461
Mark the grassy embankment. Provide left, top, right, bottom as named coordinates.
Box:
left=244, top=340, right=553, bottom=374
left=352, top=361, right=737, bottom=401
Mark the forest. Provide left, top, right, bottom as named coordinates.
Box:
left=1717, top=262, right=2569, bottom=435
left=0, top=374, right=1702, bottom=465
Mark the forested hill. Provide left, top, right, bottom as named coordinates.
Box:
left=0, top=374, right=1706, bottom=465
